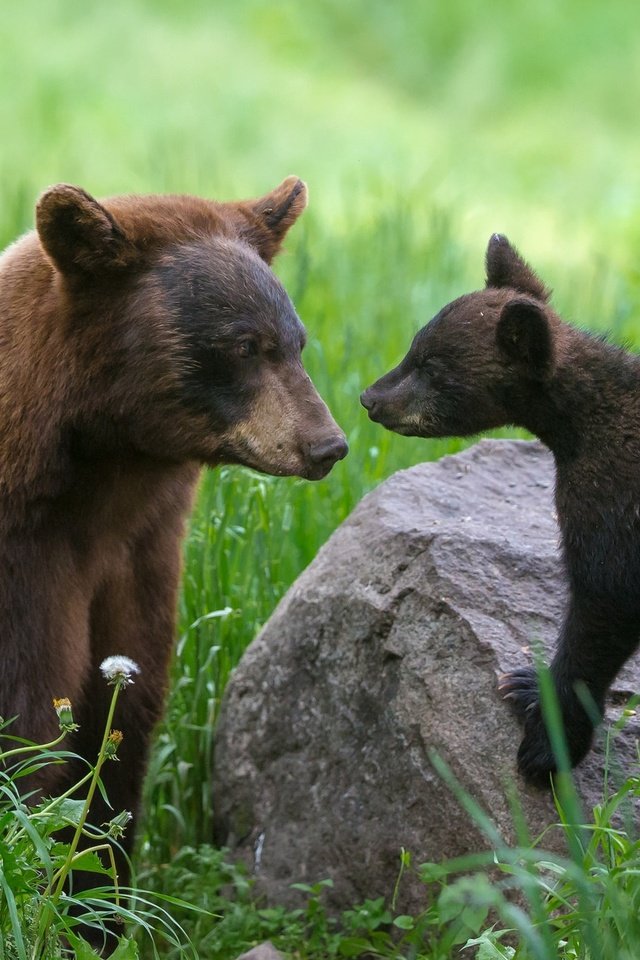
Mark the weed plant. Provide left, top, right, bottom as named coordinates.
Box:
left=0, top=658, right=196, bottom=960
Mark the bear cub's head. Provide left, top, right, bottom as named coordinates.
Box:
left=33, top=179, right=347, bottom=480
left=361, top=234, right=559, bottom=439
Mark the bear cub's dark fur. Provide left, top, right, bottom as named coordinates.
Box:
left=362, top=234, right=640, bottom=784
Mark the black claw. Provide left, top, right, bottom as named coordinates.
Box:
left=499, top=666, right=595, bottom=783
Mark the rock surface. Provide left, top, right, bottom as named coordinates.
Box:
left=234, top=943, right=284, bottom=960
left=213, top=439, right=640, bottom=913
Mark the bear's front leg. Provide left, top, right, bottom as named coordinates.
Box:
left=499, top=599, right=638, bottom=784
left=65, top=519, right=185, bottom=954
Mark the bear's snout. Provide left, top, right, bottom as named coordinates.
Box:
left=304, top=433, right=349, bottom=479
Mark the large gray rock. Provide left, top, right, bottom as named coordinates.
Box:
left=213, top=439, right=640, bottom=912
left=234, top=944, right=284, bottom=960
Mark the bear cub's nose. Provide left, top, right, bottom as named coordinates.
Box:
left=360, top=388, right=378, bottom=416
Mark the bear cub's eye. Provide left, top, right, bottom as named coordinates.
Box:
left=236, top=339, right=258, bottom=359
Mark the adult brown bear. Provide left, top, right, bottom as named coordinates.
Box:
left=0, top=178, right=347, bottom=895
left=362, top=234, right=640, bottom=785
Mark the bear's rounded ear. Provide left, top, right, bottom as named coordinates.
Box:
left=36, top=184, right=134, bottom=276
left=496, top=297, right=554, bottom=377
left=236, top=176, right=308, bottom=264
left=486, top=234, right=550, bottom=302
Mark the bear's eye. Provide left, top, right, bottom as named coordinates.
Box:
left=236, top=339, right=258, bottom=359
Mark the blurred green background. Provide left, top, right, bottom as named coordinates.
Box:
left=3, top=0, right=640, bottom=259
left=2, top=0, right=640, bottom=874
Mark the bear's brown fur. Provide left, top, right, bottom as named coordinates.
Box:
left=0, top=178, right=347, bottom=891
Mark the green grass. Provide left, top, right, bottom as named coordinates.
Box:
left=2, top=0, right=640, bottom=955
left=4, top=694, right=640, bottom=959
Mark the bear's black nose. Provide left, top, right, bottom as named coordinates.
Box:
left=360, top=389, right=377, bottom=415
left=308, top=435, right=349, bottom=466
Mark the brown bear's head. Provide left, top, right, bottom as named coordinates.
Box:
left=35, top=179, right=347, bottom=480
left=361, top=234, right=560, bottom=439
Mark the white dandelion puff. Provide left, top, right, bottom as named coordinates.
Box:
left=100, top=655, right=141, bottom=686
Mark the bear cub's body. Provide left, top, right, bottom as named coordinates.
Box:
left=362, top=235, right=640, bottom=783
left=0, top=178, right=347, bottom=893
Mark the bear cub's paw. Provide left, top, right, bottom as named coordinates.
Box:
left=499, top=667, right=595, bottom=785
left=499, top=667, right=556, bottom=785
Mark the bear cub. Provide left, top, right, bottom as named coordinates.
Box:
left=362, top=234, right=640, bottom=784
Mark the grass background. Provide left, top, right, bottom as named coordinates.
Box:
left=1, top=0, right=640, bottom=944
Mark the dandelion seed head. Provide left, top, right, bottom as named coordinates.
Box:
left=100, top=655, right=141, bottom=686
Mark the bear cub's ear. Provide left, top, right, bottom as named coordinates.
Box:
left=238, top=176, right=308, bottom=264
left=486, top=234, right=550, bottom=302
left=37, top=184, right=134, bottom=276
left=496, top=297, right=554, bottom=376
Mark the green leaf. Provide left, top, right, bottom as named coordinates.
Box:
left=9, top=808, right=53, bottom=874
left=64, top=932, right=103, bottom=960
left=437, top=892, right=465, bottom=925
left=464, top=932, right=516, bottom=959
left=41, top=797, right=86, bottom=831
left=0, top=867, right=28, bottom=960
left=392, top=914, right=415, bottom=930
left=71, top=849, right=111, bottom=875
left=110, top=937, right=140, bottom=959
left=419, top=861, right=445, bottom=882
left=338, top=936, right=377, bottom=957
left=65, top=933, right=138, bottom=960
left=291, top=877, right=334, bottom=895
left=257, top=907, right=288, bottom=921
left=461, top=903, right=490, bottom=934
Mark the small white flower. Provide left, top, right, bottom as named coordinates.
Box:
left=100, top=655, right=141, bottom=686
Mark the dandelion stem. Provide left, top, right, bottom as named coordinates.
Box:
left=32, top=677, right=124, bottom=957
left=0, top=730, right=67, bottom=762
